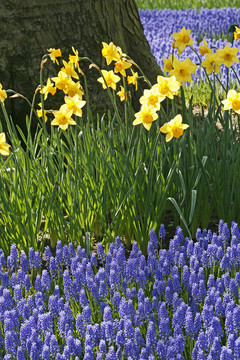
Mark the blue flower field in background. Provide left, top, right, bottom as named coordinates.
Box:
left=1, top=221, right=240, bottom=358
left=139, top=7, right=240, bottom=86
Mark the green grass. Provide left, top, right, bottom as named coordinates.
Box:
left=136, top=0, right=240, bottom=10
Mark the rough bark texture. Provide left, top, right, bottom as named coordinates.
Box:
left=0, top=0, right=162, bottom=128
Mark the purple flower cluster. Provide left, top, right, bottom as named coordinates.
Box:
left=1, top=221, right=240, bottom=358
left=139, top=8, right=240, bottom=85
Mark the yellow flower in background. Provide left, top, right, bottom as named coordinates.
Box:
left=52, top=71, right=72, bottom=91
left=47, top=48, right=62, bottom=65
left=102, top=42, right=121, bottom=65
left=163, top=55, right=175, bottom=73
left=64, top=81, right=84, bottom=98
left=61, top=60, right=79, bottom=79
left=40, top=78, right=56, bottom=100
left=0, top=83, right=7, bottom=104
left=127, top=70, right=139, bottom=91
left=97, top=70, right=121, bottom=90
left=36, top=103, right=48, bottom=122
left=234, top=26, right=240, bottom=41
left=160, top=114, right=189, bottom=142
left=133, top=104, right=158, bottom=131
left=64, top=94, right=86, bottom=117
left=0, top=133, right=10, bottom=156
left=140, top=87, right=161, bottom=110
left=217, top=44, right=239, bottom=68
left=69, top=46, right=80, bottom=71
left=201, top=52, right=222, bottom=74
left=199, top=39, right=213, bottom=56
left=152, top=75, right=181, bottom=100
left=51, top=104, right=76, bottom=130
left=222, top=89, right=240, bottom=114
left=114, top=60, right=132, bottom=77
left=117, top=86, right=128, bottom=101
left=172, top=27, right=194, bottom=55
left=170, top=58, right=197, bottom=83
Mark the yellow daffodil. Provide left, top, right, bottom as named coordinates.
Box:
left=36, top=103, right=48, bottom=122
left=117, top=86, right=128, bottom=101
left=114, top=60, right=132, bottom=77
left=140, top=87, right=161, bottom=110
left=69, top=46, right=81, bottom=71
left=0, top=83, right=7, bottom=104
left=102, top=42, right=121, bottom=65
left=0, top=133, right=10, bottom=156
left=61, top=60, right=79, bottom=79
left=127, top=70, right=139, bottom=91
left=47, top=48, right=62, bottom=65
left=97, top=70, right=121, bottom=90
left=199, top=39, right=213, bottom=57
left=163, top=55, right=176, bottom=73
left=51, top=104, right=76, bottom=130
left=234, top=26, right=240, bottom=41
left=170, top=58, right=197, bottom=83
left=52, top=71, right=72, bottom=91
left=64, top=81, right=84, bottom=98
left=217, top=44, right=239, bottom=68
left=201, top=52, right=222, bottom=74
left=152, top=75, right=181, bottom=101
left=160, top=114, right=189, bottom=142
left=133, top=104, right=158, bottom=131
left=40, top=78, right=56, bottom=100
left=64, top=94, right=86, bottom=117
left=222, top=89, right=240, bottom=114
left=172, top=27, right=194, bottom=55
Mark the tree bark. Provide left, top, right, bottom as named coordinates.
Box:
left=0, top=0, right=162, bottom=128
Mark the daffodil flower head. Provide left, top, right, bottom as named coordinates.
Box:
left=40, top=78, right=56, bottom=100
left=69, top=46, right=81, bottom=71
left=51, top=104, right=76, bottom=130
left=127, top=69, right=139, bottom=91
left=0, top=83, right=7, bottom=105
left=133, top=104, right=158, bottom=131
left=117, top=86, right=128, bottom=102
left=160, top=114, right=189, bottom=142
left=163, top=55, right=176, bottom=73
left=114, top=60, right=132, bottom=77
left=52, top=71, right=72, bottom=91
left=0, top=133, right=10, bottom=156
left=140, top=87, right=161, bottom=110
left=234, top=26, right=240, bottom=41
left=199, top=39, right=213, bottom=57
left=222, top=89, right=240, bottom=114
left=217, top=44, right=239, bottom=68
left=201, top=52, right=222, bottom=74
left=172, top=27, right=194, bottom=55
left=170, top=58, right=197, bottom=83
left=47, top=48, right=62, bottom=65
left=97, top=70, right=121, bottom=90
left=64, top=81, right=84, bottom=98
left=153, top=75, right=181, bottom=100
left=64, top=94, right=86, bottom=117
left=61, top=60, right=79, bottom=79
left=37, top=103, right=48, bottom=122
left=102, top=42, right=121, bottom=65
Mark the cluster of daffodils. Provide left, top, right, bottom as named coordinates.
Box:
left=133, top=75, right=189, bottom=140
left=97, top=42, right=138, bottom=100
left=38, top=47, right=86, bottom=130
left=0, top=85, right=10, bottom=156
left=162, top=26, right=239, bottom=81
left=99, top=42, right=189, bottom=141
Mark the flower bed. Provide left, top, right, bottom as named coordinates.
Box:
left=139, top=8, right=240, bottom=85
left=0, top=221, right=240, bottom=359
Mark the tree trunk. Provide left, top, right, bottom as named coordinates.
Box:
left=0, top=0, right=162, bottom=129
